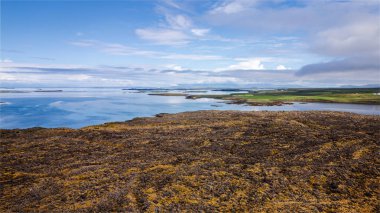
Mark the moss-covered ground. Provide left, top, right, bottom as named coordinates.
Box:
left=1, top=111, right=379, bottom=212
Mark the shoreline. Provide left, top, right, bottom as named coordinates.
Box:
left=148, top=87, right=380, bottom=106
left=149, top=93, right=380, bottom=106
left=1, top=109, right=380, bottom=130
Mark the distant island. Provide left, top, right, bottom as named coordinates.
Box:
left=0, top=89, right=63, bottom=93
left=1, top=111, right=378, bottom=212
left=148, top=88, right=380, bottom=106
left=34, top=89, right=63, bottom=93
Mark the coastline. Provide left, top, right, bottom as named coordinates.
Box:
left=148, top=93, right=380, bottom=106
left=148, top=88, right=380, bottom=106
left=1, top=111, right=379, bottom=212
left=2, top=109, right=380, bottom=130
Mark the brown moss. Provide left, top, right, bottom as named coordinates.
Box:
left=1, top=111, right=379, bottom=212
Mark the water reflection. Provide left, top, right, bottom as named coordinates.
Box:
left=0, top=88, right=379, bottom=129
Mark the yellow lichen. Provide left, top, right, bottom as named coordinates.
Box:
left=353, top=147, right=369, bottom=159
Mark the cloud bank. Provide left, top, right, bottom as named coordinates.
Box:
left=2, top=0, right=379, bottom=88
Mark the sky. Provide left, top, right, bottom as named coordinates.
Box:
left=1, top=0, right=379, bottom=88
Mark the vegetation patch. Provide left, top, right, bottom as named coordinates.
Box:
left=159, top=88, right=380, bottom=106
left=1, top=111, right=379, bottom=212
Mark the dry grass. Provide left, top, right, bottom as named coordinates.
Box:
left=1, top=111, right=379, bottom=212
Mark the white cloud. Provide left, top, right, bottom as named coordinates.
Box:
left=135, top=4, right=215, bottom=46
left=210, top=0, right=257, bottom=14
left=135, top=28, right=190, bottom=45
left=2, top=61, right=379, bottom=88
left=0, top=61, right=89, bottom=70
left=101, top=43, right=158, bottom=57
left=66, top=74, right=91, bottom=81
left=161, top=0, right=182, bottom=10
left=195, top=76, right=241, bottom=84
left=276, top=65, right=288, bottom=70
left=164, top=64, right=186, bottom=71
left=162, top=53, right=225, bottom=60
left=206, top=1, right=380, bottom=78
left=0, top=59, right=13, bottom=63
left=191, top=28, right=210, bottom=37
left=70, top=39, right=225, bottom=61
left=226, top=58, right=265, bottom=70
left=165, top=14, right=192, bottom=29
left=0, top=73, right=16, bottom=81
left=303, top=17, right=380, bottom=76
left=312, top=20, right=380, bottom=57
left=70, top=40, right=159, bottom=57
left=206, top=0, right=380, bottom=36
left=69, top=40, right=97, bottom=47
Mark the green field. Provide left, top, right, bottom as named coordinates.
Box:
left=186, top=88, right=380, bottom=105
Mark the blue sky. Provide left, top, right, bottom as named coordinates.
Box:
left=1, top=0, right=379, bottom=88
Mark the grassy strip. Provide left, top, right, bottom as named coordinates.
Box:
left=186, top=88, right=380, bottom=105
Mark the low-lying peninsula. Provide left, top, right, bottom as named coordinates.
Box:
left=149, top=88, right=380, bottom=106
left=1, top=111, right=379, bottom=212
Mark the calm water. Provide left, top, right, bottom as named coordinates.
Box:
left=1, top=88, right=379, bottom=129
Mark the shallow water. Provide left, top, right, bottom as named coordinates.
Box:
left=1, top=88, right=379, bottom=129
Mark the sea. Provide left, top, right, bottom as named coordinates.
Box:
left=1, top=88, right=379, bottom=129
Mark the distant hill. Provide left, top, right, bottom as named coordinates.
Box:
left=339, top=84, right=380, bottom=88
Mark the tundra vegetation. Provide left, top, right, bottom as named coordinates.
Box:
left=1, top=111, right=379, bottom=212
left=150, top=88, right=380, bottom=106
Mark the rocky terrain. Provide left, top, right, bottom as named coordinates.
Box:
left=1, top=111, right=379, bottom=212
